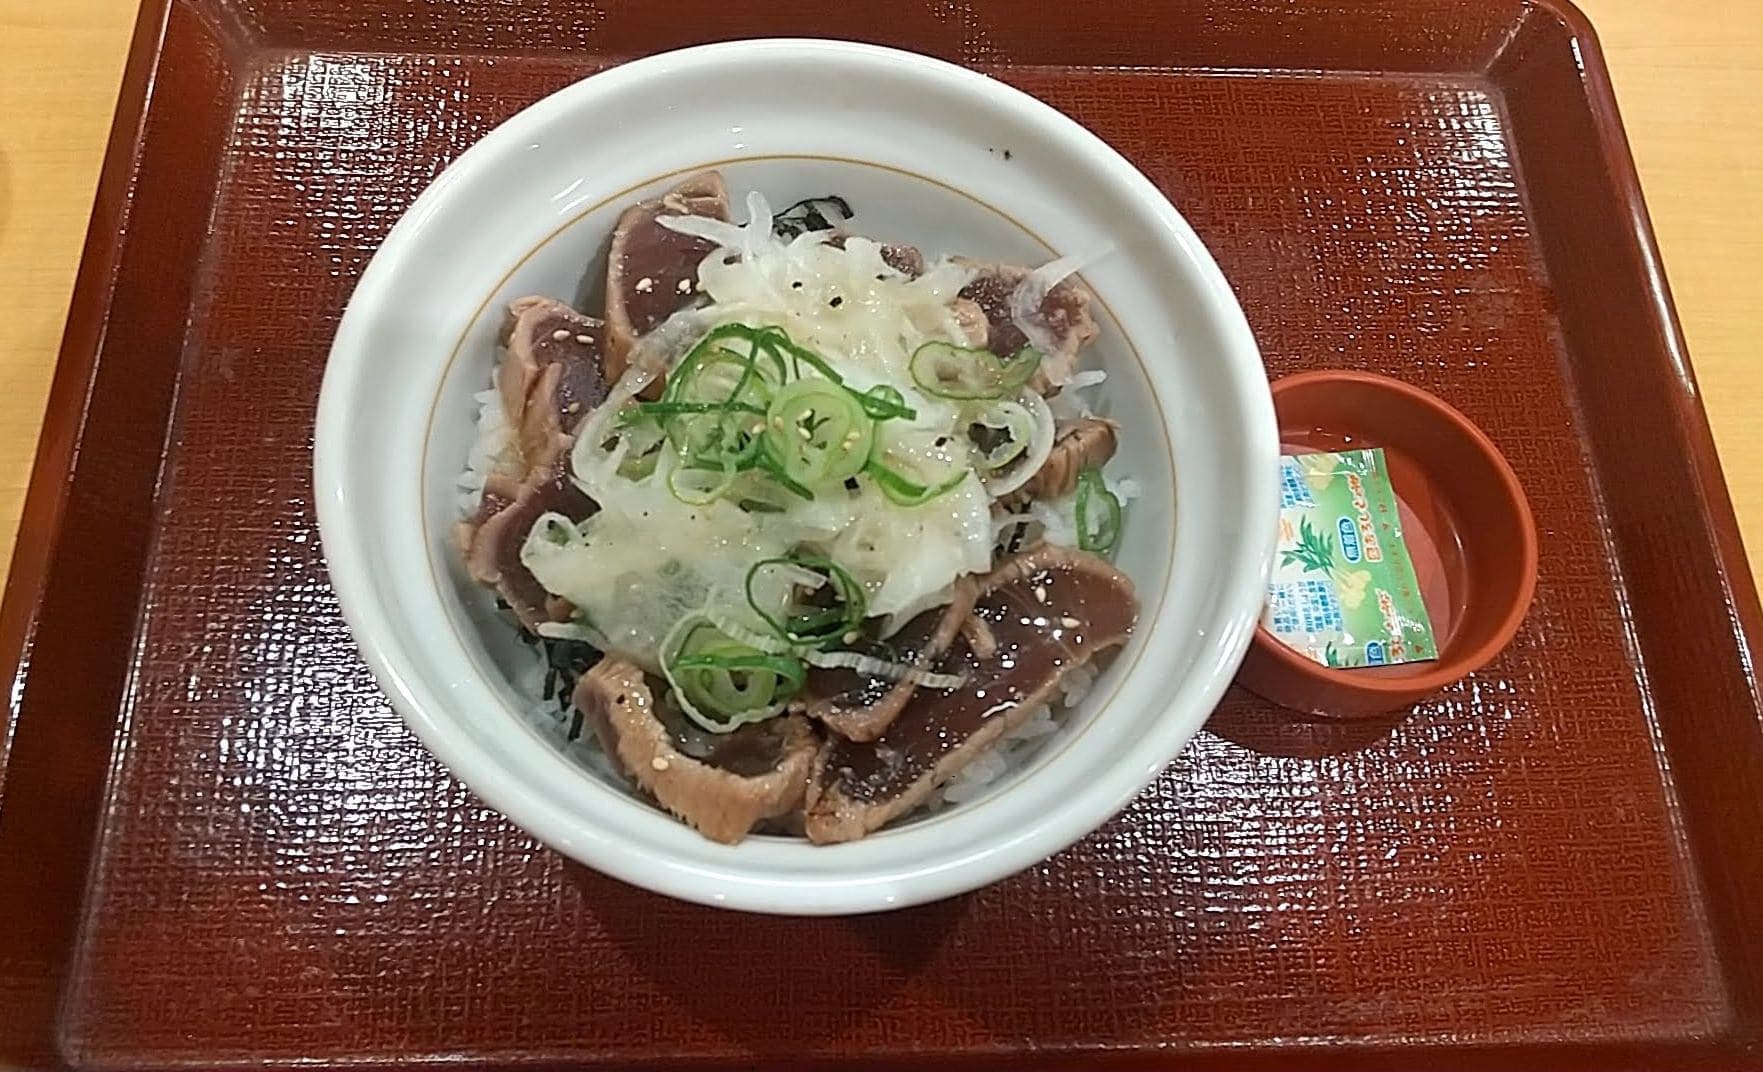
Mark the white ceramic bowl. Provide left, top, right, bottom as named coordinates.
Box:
left=316, top=39, right=1276, bottom=915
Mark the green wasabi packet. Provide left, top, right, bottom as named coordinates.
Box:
left=1264, top=448, right=1438, bottom=669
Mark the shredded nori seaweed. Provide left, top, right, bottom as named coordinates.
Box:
left=496, top=598, right=601, bottom=740
left=772, top=195, right=854, bottom=239
left=541, top=637, right=602, bottom=740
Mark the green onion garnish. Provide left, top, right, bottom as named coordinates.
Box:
left=745, top=554, right=867, bottom=649
left=908, top=340, right=1042, bottom=400
left=1075, top=466, right=1123, bottom=555
left=661, top=616, right=805, bottom=732
left=857, top=383, right=916, bottom=421
left=762, top=379, right=874, bottom=489
left=666, top=460, right=739, bottom=506
left=639, top=322, right=936, bottom=503
left=865, top=457, right=966, bottom=507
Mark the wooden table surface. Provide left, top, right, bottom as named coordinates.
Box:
left=1, top=1, right=1760, bottom=589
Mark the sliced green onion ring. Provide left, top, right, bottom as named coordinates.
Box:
left=1075, top=466, right=1123, bottom=555
left=765, top=331, right=916, bottom=421
left=762, top=379, right=874, bottom=490
left=745, top=555, right=867, bottom=649
left=909, top=340, right=1043, bottom=400
left=667, top=459, right=739, bottom=506
left=661, top=615, right=805, bottom=732
left=753, top=453, right=815, bottom=500
left=865, top=457, right=967, bottom=507
left=674, top=408, right=763, bottom=470
left=672, top=324, right=787, bottom=394
left=857, top=383, right=917, bottom=421
left=633, top=399, right=765, bottom=418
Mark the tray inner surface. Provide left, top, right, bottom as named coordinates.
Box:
left=3, top=0, right=1760, bottom=1067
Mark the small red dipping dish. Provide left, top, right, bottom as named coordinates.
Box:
left=1234, top=371, right=1538, bottom=718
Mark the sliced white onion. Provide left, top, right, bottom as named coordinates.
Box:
left=520, top=511, right=583, bottom=565
left=981, top=389, right=1056, bottom=499
left=1007, top=254, right=1082, bottom=377
left=567, top=308, right=710, bottom=500
left=876, top=580, right=955, bottom=639
left=1047, top=368, right=1108, bottom=421
left=740, top=191, right=773, bottom=258
left=968, top=399, right=1035, bottom=471
left=1007, top=249, right=1111, bottom=387
left=656, top=212, right=751, bottom=250
left=568, top=405, right=634, bottom=501
left=700, top=604, right=795, bottom=656
left=992, top=511, right=1031, bottom=537
left=534, top=619, right=613, bottom=650
left=803, top=648, right=967, bottom=690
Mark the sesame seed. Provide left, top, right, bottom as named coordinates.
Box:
left=575, top=333, right=593, bottom=345
left=1034, top=585, right=1048, bottom=603
left=1060, top=616, right=1081, bottom=628
left=650, top=757, right=670, bottom=771
left=828, top=296, right=843, bottom=308
left=551, top=329, right=571, bottom=341
left=635, top=277, right=654, bottom=293
left=843, top=630, right=860, bottom=644
left=791, top=281, right=803, bottom=289
left=567, top=402, right=580, bottom=413
left=798, top=425, right=813, bottom=440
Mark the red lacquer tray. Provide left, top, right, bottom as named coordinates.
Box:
left=4, top=1, right=1761, bottom=1068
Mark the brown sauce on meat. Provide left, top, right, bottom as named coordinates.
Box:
left=804, top=605, right=945, bottom=710
left=522, top=311, right=609, bottom=420
left=819, top=559, right=1136, bottom=803
left=957, top=266, right=1091, bottom=359
left=613, top=212, right=717, bottom=337
left=655, top=695, right=802, bottom=779
left=477, top=458, right=595, bottom=622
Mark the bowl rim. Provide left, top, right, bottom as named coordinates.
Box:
left=1248, top=369, right=1539, bottom=697
left=315, top=37, right=1278, bottom=913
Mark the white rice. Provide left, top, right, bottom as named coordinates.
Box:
left=1047, top=368, right=1108, bottom=421
left=456, top=382, right=515, bottom=514
left=459, top=361, right=1112, bottom=827
left=502, top=641, right=624, bottom=784
left=1009, top=472, right=1141, bottom=554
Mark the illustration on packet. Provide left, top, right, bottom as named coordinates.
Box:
left=1263, top=448, right=1438, bottom=669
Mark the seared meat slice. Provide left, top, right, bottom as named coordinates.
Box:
left=605, top=170, right=730, bottom=384
left=805, top=545, right=1137, bottom=844
left=457, top=453, right=595, bottom=629
left=456, top=298, right=607, bottom=627
left=880, top=243, right=926, bottom=278
left=954, top=258, right=1099, bottom=392
left=1001, top=417, right=1119, bottom=510
left=798, top=578, right=978, bottom=742
left=574, top=659, right=817, bottom=844
left=498, top=297, right=610, bottom=473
